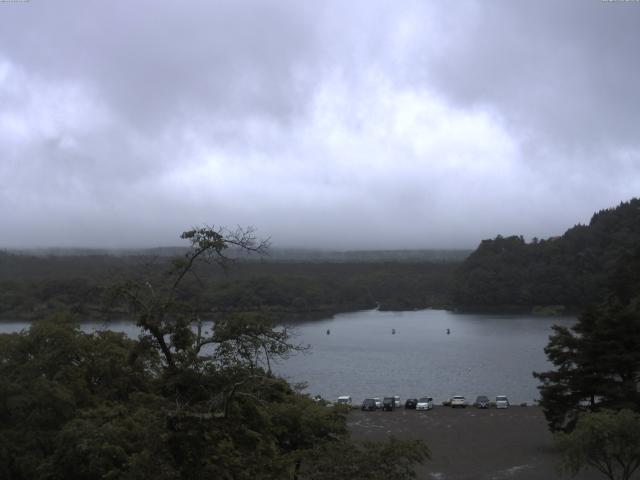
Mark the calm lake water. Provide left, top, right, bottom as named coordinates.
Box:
left=0, top=309, right=576, bottom=405
left=275, top=309, right=576, bottom=405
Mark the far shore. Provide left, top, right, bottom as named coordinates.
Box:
left=0, top=304, right=577, bottom=325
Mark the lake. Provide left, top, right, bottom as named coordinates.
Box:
left=275, top=309, right=576, bottom=405
left=0, top=309, right=575, bottom=405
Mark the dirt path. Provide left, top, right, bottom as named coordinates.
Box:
left=348, top=406, right=603, bottom=480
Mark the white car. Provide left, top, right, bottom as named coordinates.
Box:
left=416, top=397, right=433, bottom=411
left=373, top=397, right=382, bottom=409
left=394, top=395, right=401, bottom=408
left=496, top=395, right=510, bottom=409
left=451, top=395, right=466, bottom=408
left=337, top=396, right=352, bottom=406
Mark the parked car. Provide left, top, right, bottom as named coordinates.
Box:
left=394, top=396, right=401, bottom=408
left=496, top=395, right=510, bottom=409
left=451, top=395, right=466, bottom=408
left=373, top=397, right=382, bottom=409
left=382, top=397, right=395, bottom=411
left=337, top=396, right=352, bottom=406
left=416, top=397, right=433, bottom=411
left=474, top=395, right=490, bottom=408
left=361, top=398, right=377, bottom=411
left=405, top=398, right=418, bottom=409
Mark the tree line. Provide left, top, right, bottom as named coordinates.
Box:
left=0, top=252, right=456, bottom=321
left=452, top=198, right=640, bottom=311
left=3, top=198, right=640, bottom=321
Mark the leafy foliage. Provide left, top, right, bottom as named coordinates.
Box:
left=556, top=409, right=640, bottom=480
left=0, top=316, right=162, bottom=479
left=0, top=226, right=429, bottom=479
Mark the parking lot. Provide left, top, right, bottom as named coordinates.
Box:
left=347, top=406, right=602, bottom=480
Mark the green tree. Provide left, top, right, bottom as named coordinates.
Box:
left=534, top=297, right=640, bottom=432
left=556, top=409, right=640, bottom=480
left=0, top=315, right=161, bottom=479
left=1, top=226, right=431, bottom=479
left=534, top=244, right=640, bottom=432
left=111, top=225, right=270, bottom=371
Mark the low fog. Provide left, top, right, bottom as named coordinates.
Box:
left=1, top=0, right=639, bottom=249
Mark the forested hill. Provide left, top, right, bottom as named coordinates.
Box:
left=452, top=198, right=640, bottom=311
left=0, top=253, right=457, bottom=321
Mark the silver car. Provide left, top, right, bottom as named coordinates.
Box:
left=496, top=395, right=510, bottom=409
left=416, top=397, right=433, bottom=411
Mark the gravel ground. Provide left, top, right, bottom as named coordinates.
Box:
left=347, top=406, right=603, bottom=480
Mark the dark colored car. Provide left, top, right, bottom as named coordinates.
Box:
left=361, top=398, right=377, bottom=411
left=382, top=397, right=395, bottom=411
left=404, top=398, right=418, bottom=409
left=474, top=395, right=490, bottom=408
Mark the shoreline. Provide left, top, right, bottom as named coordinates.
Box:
left=0, top=302, right=580, bottom=324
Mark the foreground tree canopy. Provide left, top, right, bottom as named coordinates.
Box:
left=556, top=409, right=640, bottom=480
left=0, top=226, right=429, bottom=480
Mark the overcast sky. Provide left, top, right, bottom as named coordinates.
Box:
left=1, top=0, right=639, bottom=249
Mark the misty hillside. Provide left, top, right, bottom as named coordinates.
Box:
left=4, top=198, right=639, bottom=320
left=3, top=247, right=470, bottom=264
left=452, top=197, right=640, bottom=310
left=0, top=250, right=459, bottom=321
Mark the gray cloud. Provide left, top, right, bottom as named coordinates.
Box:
left=0, top=0, right=639, bottom=249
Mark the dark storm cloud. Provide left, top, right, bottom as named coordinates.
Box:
left=0, top=0, right=639, bottom=249
left=0, top=1, right=319, bottom=129
left=421, top=1, right=640, bottom=156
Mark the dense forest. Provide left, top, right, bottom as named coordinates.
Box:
left=452, top=198, right=640, bottom=311
left=2, top=198, right=640, bottom=320
left=0, top=250, right=458, bottom=321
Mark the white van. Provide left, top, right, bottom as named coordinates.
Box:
left=337, top=396, right=352, bottom=406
